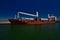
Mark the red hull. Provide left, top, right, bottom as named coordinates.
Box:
left=9, top=19, right=56, bottom=24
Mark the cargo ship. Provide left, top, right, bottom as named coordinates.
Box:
left=9, top=11, right=57, bottom=24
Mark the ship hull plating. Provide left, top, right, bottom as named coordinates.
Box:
left=9, top=19, right=56, bottom=24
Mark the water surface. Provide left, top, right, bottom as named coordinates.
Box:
left=0, top=22, right=60, bottom=40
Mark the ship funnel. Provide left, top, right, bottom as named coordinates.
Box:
left=36, top=11, right=38, bottom=17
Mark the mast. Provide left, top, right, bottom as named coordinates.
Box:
left=17, top=12, right=19, bottom=19
left=36, top=11, right=38, bottom=18
left=14, top=14, right=16, bottom=19
left=48, top=14, right=50, bottom=18
left=35, top=11, right=39, bottom=21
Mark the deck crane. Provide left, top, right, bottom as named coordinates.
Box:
left=16, top=11, right=38, bottom=19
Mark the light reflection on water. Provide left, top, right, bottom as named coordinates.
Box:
left=0, top=22, right=60, bottom=40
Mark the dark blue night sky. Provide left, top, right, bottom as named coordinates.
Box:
left=0, top=0, right=60, bottom=19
